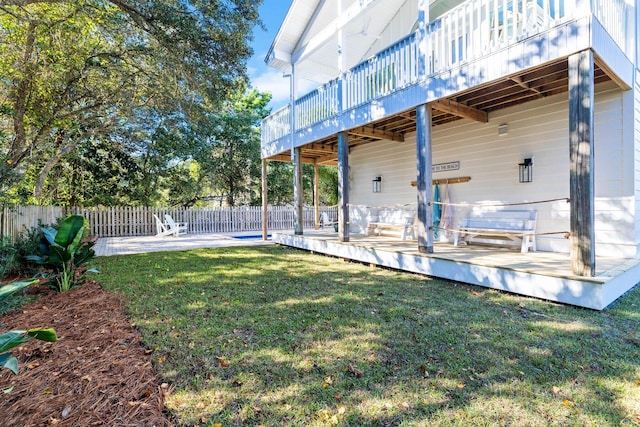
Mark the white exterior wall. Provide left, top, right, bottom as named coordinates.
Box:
left=634, top=70, right=640, bottom=254
left=348, top=82, right=636, bottom=257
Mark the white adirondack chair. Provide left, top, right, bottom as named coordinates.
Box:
left=320, top=212, right=337, bottom=229
left=164, top=214, right=188, bottom=236
left=153, top=214, right=187, bottom=237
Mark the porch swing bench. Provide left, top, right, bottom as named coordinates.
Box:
left=366, top=208, right=416, bottom=240
left=454, top=210, right=537, bottom=253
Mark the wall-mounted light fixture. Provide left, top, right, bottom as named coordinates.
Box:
left=519, top=158, right=533, bottom=183
left=498, top=123, right=509, bottom=136
left=372, top=176, right=382, bottom=193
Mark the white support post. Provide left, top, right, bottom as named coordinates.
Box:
left=338, top=131, right=350, bottom=242
left=293, top=146, right=304, bottom=235
left=262, top=159, right=268, bottom=240
left=416, top=104, right=434, bottom=254
left=568, top=50, right=595, bottom=277
left=314, top=162, right=320, bottom=230
left=418, top=0, right=429, bottom=78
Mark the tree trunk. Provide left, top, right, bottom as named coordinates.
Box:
left=33, top=142, right=76, bottom=200
left=9, top=21, right=37, bottom=168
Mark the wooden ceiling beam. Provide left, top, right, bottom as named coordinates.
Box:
left=510, top=75, right=543, bottom=94
left=349, top=126, right=405, bottom=142
left=303, top=142, right=337, bottom=153
left=594, top=56, right=630, bottom=90
left=267, top=154, right=318, bottom=165
left=315, top=153, right=339, bottom=164
left=430, top=99, right=488, bottom=123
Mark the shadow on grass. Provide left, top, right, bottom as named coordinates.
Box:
left=95, top=245, right=640, bottom=426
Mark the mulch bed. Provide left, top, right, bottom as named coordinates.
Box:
left=0, top=281, right=173, bottom=427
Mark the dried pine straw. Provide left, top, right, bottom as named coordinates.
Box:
left=0, top=281, right=173, bottom=427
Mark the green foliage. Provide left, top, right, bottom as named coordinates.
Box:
left=28, top=215, right=98, bottom=292
left=0, top=226, right=45, bottom=280
left=0, top=279, right=38, bottom=305
left=261, top=162, right=337, bottom=206
left=0, top=328, right=57, bottom=375
left=191, top=88, right=271, bottom=207
left=318, top=165, right=339, bottom=205
left=0, top=0, right=262, bottom=205
left=0, top=237, right=18, bottom=281
left=0, top=278, right=55, bottom=375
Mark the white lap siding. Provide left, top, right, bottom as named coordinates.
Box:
left=349, top=82, right=635, bottom=256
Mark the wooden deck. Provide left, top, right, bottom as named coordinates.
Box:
left=272, top=230, right=640, bottom=310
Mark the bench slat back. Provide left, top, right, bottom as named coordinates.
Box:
left=462, top=210, right=536, bottom=231
left=376, top=209, right=415, bottom=224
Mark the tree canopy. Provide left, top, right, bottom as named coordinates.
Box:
left=0, top=0, right=262, bottom=204
left=1, top=0, right=339, bottom=208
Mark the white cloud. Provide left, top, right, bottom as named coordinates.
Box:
left=249, top=66, right=322, bottom=112
left=250, top=67, right=291, bottom=110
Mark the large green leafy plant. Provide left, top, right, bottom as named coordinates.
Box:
left=28, top=215, right=98, bottom=292
left=0, top=279, right=57, bottom=375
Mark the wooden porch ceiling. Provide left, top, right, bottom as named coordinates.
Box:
left=267, top=57, right=614, bottom=166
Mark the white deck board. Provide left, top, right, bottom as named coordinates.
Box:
left=272, top=231, right=640, bottom=310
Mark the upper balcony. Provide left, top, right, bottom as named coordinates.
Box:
left=261, top=0, right=634, bottom=160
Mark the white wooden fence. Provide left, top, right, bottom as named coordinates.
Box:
left=1, top=205, right=338, bottom=239
left=1, top=205, right=66, bottom=241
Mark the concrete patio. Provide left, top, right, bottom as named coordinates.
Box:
left=94, top=231, right=273, bottom=256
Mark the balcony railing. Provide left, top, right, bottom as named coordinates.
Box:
left=296, top=78, right=341, bottom=129
left=346, top=32, right=420, bottom=110
left=261, top=103, right=290, bottom=147
left=262, top=0, right=629, bottom=148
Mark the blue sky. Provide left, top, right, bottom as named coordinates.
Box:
left=248, top=0, right=294, bottom=109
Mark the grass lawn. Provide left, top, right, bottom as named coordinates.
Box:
left=95, top=245, right=640, bottom=426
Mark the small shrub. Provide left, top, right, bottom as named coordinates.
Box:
left=28, top=215, right=98, bottom=292
left=13, top=225, right=45, bottom=274
left=0, top=225, right=46, bottom=280
left=0, top=237, right=18, bottom=280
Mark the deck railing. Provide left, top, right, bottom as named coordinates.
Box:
left=262, top=0, right=629, bottom=147
left=261, top=104, right=290, bottom=146
left=592, top=0, right=628, bottom=51
left=346, top=32, right=420, bottom=110
left=295, top=78, right=341, bottom=129
left=428, top=0, right=568, bottom=73
left=1, top=205, right=339, bottom=239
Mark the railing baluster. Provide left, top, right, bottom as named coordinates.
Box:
left=260, top=0, right=627, bottom=148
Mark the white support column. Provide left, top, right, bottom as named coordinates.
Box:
left=293, top=147, right=304, bottom=235
left=416, top=103, right=434, bottom=254
left=568, top=50, right=595, bottom=276
left=314, top=162, right=320, bottom=230
left=338, top=131, right=350, bottom=242
left=289, top=63, right=303, bottom=235
left=289, top=64, right=297, bottom=161
left=418, top=0, right=429, bottom=77
left=337, top=0, right=347, bottom=111
left=338, top=0, right=345, bottom=73
left=261, top=159, right=268, bottom=240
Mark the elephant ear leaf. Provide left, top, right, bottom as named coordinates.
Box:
left=0, top=331, right=29, bottom=353
left=0, top=279, right=37, bottom=304
left=41, top=226, right=57, bottom=247
left=27, top=328, right=57, bottom=343
left=0, top=354, right=19, bottom=375
left=54, top=215, right=86, bottom=248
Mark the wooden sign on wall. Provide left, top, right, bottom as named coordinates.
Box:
left=432, top=161, right=460, bottom=172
